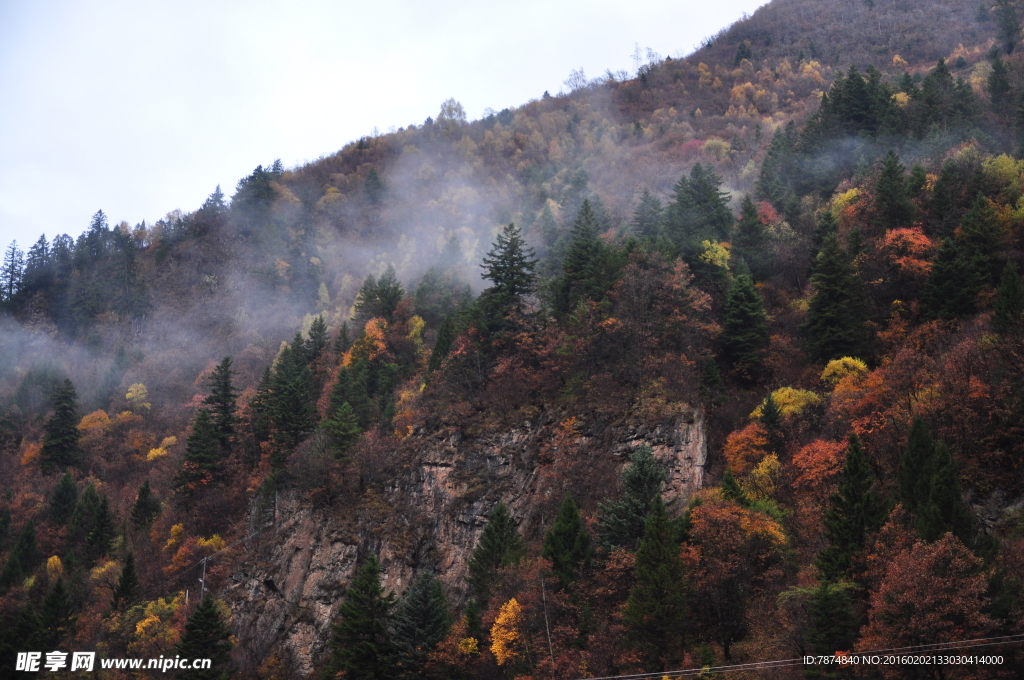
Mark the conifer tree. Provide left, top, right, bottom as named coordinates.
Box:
left=50, top=471, right=78, bottom=525
left=922, top=238, right=982, bottom=320
left=874, top=151, right=915, bottom=230
left=631, top=189, right=663, bottom=237
left=203, top=357, right=239, bottom=452
left=816, top=434, right=884, bottom=582
left=354, top=266, right=405, bottom=324
left=69, top=484, right=100, bottom=545
left=542, top=495, right=593, bottom=589
left=0, top=520, right=39, bottom=590
left=721, top=467, right=749, bottom=506
left=335, top=321, right=352, bottom=354
left=176, top=595, right=233, bottom=680
left=130, top=479, right=161, bottom=527
left=87, top=495, right=117, bottom=560
left=996, top=0, right=1022, bottom=54
left=809, top=209, right=838, bottom=262
left=391, top=571, right=452, bottom=677
left=732, top=196, right=767, bottom=277
left=623, top=496, right=687, bottom=669
left=958, top=195, right=1008, bottom=285
left=480, top=222, right=537, bottom=315
left=720, top=274, right=769, bottom=383
left=993, top=261, right=1024, bottom=334
left=41, top=578, right=77, bottom=647
left=40, top=379, right=83, bottom=472
left=324, top=402, right=362, bottom=459
left=803, top=234, right=870, bottom=363
left=467, top=502, right=526, bottom=605
left=324, top=556, right=395, bottom=680
left=111, top=552, right=140, bottom=611
left=597, top=445, right=666, bottom=550
left=988, top=54, right=1012, bottom=110
left=663, top=163, right=734, bottom=256
left=268, top=344, right=316, bottom=461
left=249, top=367, right=273, bottom=443
left=305, top=315, right=329, bottom=362
left=175, top=409, right=223, bottom=491
left=806, top=582, right=859, bottom=660
left=917, top=442, right=974, bottom=545
left=427, top=314, right=456, bottom=372
left=553, top=200, right=614, bottom=316
left=758, top=393, right=786, bottom=456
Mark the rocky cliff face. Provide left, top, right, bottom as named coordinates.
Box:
left=224, top=407, right=707, bottom=675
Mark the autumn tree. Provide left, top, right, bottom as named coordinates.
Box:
left=858, top=534, right=995, bottom=678
left=719, top=274, right=769, bottom=382
left=542, top=495, right=593, bottom=590
left=176, top=595, right=233, bottom=680
left=597, top=445, right=666, bottom=550
left=40, top=378, right=83, bottom=472
left=324, top=556, right=395, bottom=680
left=803, top=234, right=870, bottom=363
left=203, top=356, right=239, bottom=452
left=623, top=496, right=687, bottom=669
left=466, top=502, right=525, bottom=637
left=816, top=434, right=885, bottom=582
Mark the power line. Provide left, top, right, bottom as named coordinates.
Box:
left=574, top=634, right=1024, bottom=680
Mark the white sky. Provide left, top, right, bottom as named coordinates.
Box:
left=0, top=0, right=768, bottom=251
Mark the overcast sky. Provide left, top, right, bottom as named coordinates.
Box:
left=0, top=0, right=768, bottom=251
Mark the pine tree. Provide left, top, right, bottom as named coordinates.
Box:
left=719, top=274, right=769, bottom=383
left=631, top=189, right=663, bottom=237
left=732, top=196, right=767, bottom=277
left=899, top=418, right=937, bottom=515
left=958, top=195, right=1008, bottom=285
left=988, top=54, right=1012, bottom=110
left=40, top=379, right=83, bottom=472
left=87, top=495, right=117, bottom=560
left=0, top=520, right=39, bottom=590
left=597, top=445, right=666, bottom=550
left=324, top=556, right=395, bottom=680
left=175, top=409, right=223, bottom=491
left=552, top=201, right=609, bottom=315
left=996, top=0, right=1022, bottom=54
left=993, top=261, right=1024, bottom=334
left=478, top=222, right=537, bottom=314
left=324, top=402, right=362, bottom=459
left=176, top=595, right=233, bottom=680
left=391, top=571, right=452, bottom=677
left=130, top=479, right=161, bottom=527
left=69, top=484, right=100, bottom=545
left=663, top=163, right=734, bottom=257
left=758, top=393, right=786, bottom=456
left=203, top=357, right=239, bottom=452
left=111, top=552, right=140, bottom=611
left=41, top=578, right=77, bottom=648
left=806, top=582, right=859, bottom=659
left=541, top=495, right=593, bottom=589
left=803, top=234, right=870, bottom=363
left=922, top=238, right=982, bottom=320
left=428, top=314, right=456, bottom=372
left=917, top=442, right=974, bottom=545
left=809, top=209, right=838, bottom=261
left=50, top=471, right=78, bottom=525
left=0, top=241, right=24, bottom=304
left=306, top=315, right=329, bottom=363
left=721, top=467, right=749, bottom=506
left=466, top=502, right=526, bottom=605
left=816, top=434, right=885, bottom=582
left=623, top=496, right=687, bottom=669
left=874, top=151, right=915, bottom=230
left=354, top=266, right=405, bottom=323
left=268, top=343, right=316, bottom=463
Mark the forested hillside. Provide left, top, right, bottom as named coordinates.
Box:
left=2, top=0, right=1024, bottom=678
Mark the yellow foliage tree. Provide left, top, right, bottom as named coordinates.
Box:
left=750, top=387, right=822, bottom=419
left=821, top=357, right=868, bottom=385
left=46, top=555, right=63, bottom=581
left=126, top=383, right=151, bottom=412
left=490, top=597, right=524, bottom=666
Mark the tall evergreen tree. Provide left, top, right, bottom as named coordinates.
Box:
left=111, top=552, right=140, bottom=611
left=130, top=479, right=161, bottom=527
left=806, top=582, right=860, bottom=661
left=324, top=402, right=362, bottom=459
left=324, top=556, right=395, bottom=680
left=86, top=495, right=117, bottom=560
left=816, top=434, right=885, bottom=582
left=354, top=266, right=405, bottom=324
left=874, top=151, right=915, bottom=230
left=69, top=484, right=100, bottom=546
left=0, top=521, right=39, bottom=590
left=732, top=196, right=767, bottom=277
left=40, top=379, right=83, bottom=472
left=917, top=442, right=974, bottom=545
left=757, top=393, right=786, bottom=456
left=922, top=238, right=982, bottom=320
left=721, top=467, right=749, bottom=506
left=623, top=496, right=687, bottom=669
left=899, top=418, right=939, bottom=516
left=719, top=274, right=769, bottom=383
left=988, top=54, right=1012, bottom=110
left=306, top=315, right=329, bottom=362
left=802, top=234, right=870, bottom=363
left=663, top=163, right=734, bottom=257
left=958, top=195, right=1008, bottom=285
left=176, top=595, right=233, bottom=680
left=809, top=209, right=839, bottom=262
left=268, top=343, right=316, bottom=462
left=466, top=502, right=526, bottom=605
left=541, top=495, right=593, bottom=589
left=597, top=445, right=666, bottom=550
left=175, top=409, right=223, bottom=491
left=993, top=261, right=1024, bottom=334
left=49, top=471, right=78, bottom=525
left=41, top=578, right=77, bottom=648
left=480, top=222, right=537, bottom=314
left=391, top=571, right=452, bottom=678
left=631, top=189, right=663, bottom=237
left=427, top=314, right=456, bottom=372
left=552, top=199, right=614, bottom=316
left=203, top=357, right=239, bottom=452
left=995, top=0, right=1022, bottom=54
